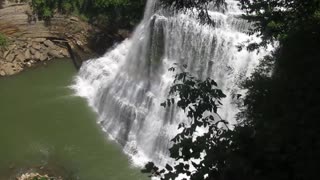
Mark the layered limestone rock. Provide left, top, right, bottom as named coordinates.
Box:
left=0, top=38, right=71, bottom=76
left=0, top=0, right=97, bottom=76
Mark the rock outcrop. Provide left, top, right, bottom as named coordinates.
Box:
left=17, top=172, right=63, bottom=180
left=0, top=0, right=99, bottom=76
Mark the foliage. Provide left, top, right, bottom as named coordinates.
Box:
left=31, top=0, right=79, bottom=19
left=32, top=177, right=48, bottom=180
left=88, top=0, right=147, bottom=29
left=237, top=6, right=320, bottom=180
left=160, top=0, right=226, bottom=24
left=31, top=0, right=53, bottom=20
left=143, top=0, right=320, bottom=180
left=0, top=33, right=8, bottom=48
left=143, top=67, right=237, bottom=180
left=238, top=0, right=320, bottom=49
left=31, top=0, right=146, bottom=29
left=236, top=18, right=320, bottom=180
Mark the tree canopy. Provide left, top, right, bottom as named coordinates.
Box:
left=31, top=0, right=146, bottom=29
left=239, top=0, right=320, bottom=49
left=160, top=0, right=226, bottom=24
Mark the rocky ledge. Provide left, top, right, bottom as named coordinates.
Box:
left=0, top=0, right=104, bottom=76
left=0, top=38, right=70, bottom=76
left=17, top=172, right=62, bottom=180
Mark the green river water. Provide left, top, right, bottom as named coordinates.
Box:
left=0, top=59, right=147, bottom=180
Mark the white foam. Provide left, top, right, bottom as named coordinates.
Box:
left=72, top=0, right=269, bottom=167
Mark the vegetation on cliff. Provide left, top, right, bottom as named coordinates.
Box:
left=31, top=0, right=146, bottom=30
left=0, top=33, right=8, bottom=48
left=143, top=0, right=320, bottom=180
left=160, top=0, right=226, bottom=24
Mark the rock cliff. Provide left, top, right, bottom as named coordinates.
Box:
left=0, top=0, right=102, bottom=76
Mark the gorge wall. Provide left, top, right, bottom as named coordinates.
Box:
left=0, top=0, right=121, bottom=76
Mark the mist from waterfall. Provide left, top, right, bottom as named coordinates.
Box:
left=72, top=0, right=267, bottom=166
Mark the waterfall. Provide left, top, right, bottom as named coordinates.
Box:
left=72, top=0, right=267, bottom=166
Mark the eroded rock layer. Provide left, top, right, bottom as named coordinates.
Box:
left=0, top=0, right=97, bottom=76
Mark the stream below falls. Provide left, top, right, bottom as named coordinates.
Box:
left=0, top=59, right=147, bottom=180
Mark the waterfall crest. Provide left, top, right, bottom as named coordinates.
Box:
left=72, top=0, right=266, bottom=166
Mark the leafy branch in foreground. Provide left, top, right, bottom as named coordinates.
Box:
left=142, top=67, right=234, bottom=180
left=142, top=1, right=320, bottom=180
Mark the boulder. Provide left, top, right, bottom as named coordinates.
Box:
left=24, top=49, right=31, bottom=60
left=33, top=38, right=46, bottom=42
left=44, top=40, right=55, bottom=49
left=0, top=70, right=6, bottom=76
left=70, top=17, right=80, bottom=22
left=26, top=62, right=32, bottom=67
left=1, top=62, right=21, bottom=75
left=8, top=44, right=16, bottom=51
left=60, top=48, right=69, bottom=57
left=30, top=48, right=36, bottom=55
left=16, top=66, right=23, bottom=73
left=6, top=54, right=15, bottom=62
left=48, top=50, right=64, bottom=58
left=32, top=42, right=41, bottom=50
left=34, top=51, right=41, bottom=60
left=40, top=44, right=47, bottom=51
left=3, top=50, right=10, bottom=58
left=40, top=53, right=48, bottom=61
left=118, top=29, right=131, bottom=39
left=15, top=52, right=25, bottom=62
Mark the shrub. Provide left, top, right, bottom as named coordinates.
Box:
left=0, top=33, right=8, bottom=48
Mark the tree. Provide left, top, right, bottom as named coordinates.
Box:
left=143, top=66, right=234, bottom=180
left=30, top=0, right=146, bottom=29
left=238, top=0, right=320, bottom=49
left=143, top=0, right=320, bottom=180
left=160, top=0, right=226, bottom=24
left=237, top=0, right=320, bottom=177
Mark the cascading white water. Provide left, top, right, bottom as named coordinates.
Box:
left=72, top=0, right=267, bottom=166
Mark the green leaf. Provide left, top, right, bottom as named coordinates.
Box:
left=165, top=164, right=173, bottom=171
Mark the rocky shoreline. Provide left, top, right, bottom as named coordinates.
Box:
left=0, top=0, right=123, bottom=76
left=17, top=172, right=62, bottom=180
left=0, top=38, right=70, bottom=76
left=0, top=0, right=132, bottom=77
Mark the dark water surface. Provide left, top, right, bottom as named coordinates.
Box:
left=0, top=60, right=147, bottom=180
